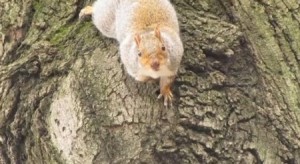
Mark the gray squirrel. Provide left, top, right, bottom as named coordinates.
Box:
left=79, top=0, right=184, bottom=106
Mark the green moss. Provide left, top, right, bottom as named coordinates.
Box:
left=78, top=21, right=93, bottom=33
left=33, top=0, right=43, bottom=12
left=50, top=25, right=73, bottom=45
left=49, top=21, right=93, bottom=46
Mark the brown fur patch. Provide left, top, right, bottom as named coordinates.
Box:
left=132, top=0, right=176, bottom=32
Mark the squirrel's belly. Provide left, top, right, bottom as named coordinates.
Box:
left=138, top=65, right=174, bottom=79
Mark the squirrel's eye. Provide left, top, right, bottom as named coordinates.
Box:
left=138, top=52, right=142, bottom=57
left=162, top=46, right=166, bottom=51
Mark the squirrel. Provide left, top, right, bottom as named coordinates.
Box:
left=79, top=0, right=184, bottom=106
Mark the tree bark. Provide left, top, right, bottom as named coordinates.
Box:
left=1, top=0, right=300, bottom=163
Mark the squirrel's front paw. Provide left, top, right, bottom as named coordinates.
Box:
left=79, top=6, right=93, bottom=19
left=158, top=87, right=173, bottom=107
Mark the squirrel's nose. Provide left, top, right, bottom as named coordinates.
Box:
left=151, top=61, right=160, bottom=71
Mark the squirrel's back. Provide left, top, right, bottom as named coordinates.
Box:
left=131, top=0, right=179, bottom=33
left=114, top=0, right=179, bottom=41
left=92, top=0, right=180, bottom=40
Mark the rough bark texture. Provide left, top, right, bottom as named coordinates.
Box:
left=1, top=0, right=300, bottom=163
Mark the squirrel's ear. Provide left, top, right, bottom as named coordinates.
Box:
left=134, top=34, right=141, bottom=47
left=155, top=27, right=162, bottom=41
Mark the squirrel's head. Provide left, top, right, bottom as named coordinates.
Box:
left=134, top=28, right=168, bottom=71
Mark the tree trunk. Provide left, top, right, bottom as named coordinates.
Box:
left=1, top=0, right=300, bottom=163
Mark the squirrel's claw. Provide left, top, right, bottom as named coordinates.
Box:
left=158, top=76, right=175, bottom=107
left=158, top=90, right=173, bottom=107
left=79, top=6, right=93, bottom=20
